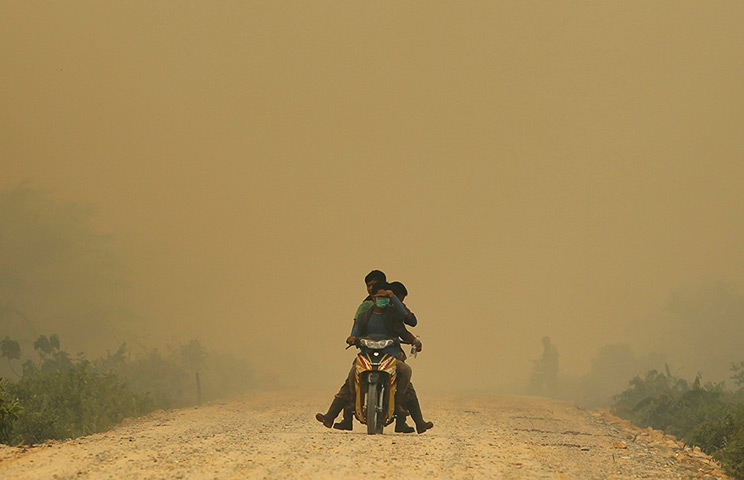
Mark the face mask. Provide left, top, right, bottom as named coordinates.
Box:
left=375, top=297, right=390, bottom=309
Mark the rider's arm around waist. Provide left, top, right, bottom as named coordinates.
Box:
left=389, top=295, right=409, bottom=323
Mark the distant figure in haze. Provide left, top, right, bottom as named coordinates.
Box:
left=528, top=336, right=559, bottom=396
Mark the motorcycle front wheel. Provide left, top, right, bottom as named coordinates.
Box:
left=366, top=381, right=379, bottom=435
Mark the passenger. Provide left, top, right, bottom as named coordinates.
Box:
left=388, top=281, right=418, bottom=329
left=381, top=281, right=427, bottom=433
left=315, top=270, right=387, bottom=430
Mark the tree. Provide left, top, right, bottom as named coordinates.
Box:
left=0, top=338, right=21, bottom=378
left=661, top=283, right=744, bottom=381
left=0, top=184, right=136, bottom=355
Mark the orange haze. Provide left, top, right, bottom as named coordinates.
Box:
left=3, top=2, right=744, bottom=393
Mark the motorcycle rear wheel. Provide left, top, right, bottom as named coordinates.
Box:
left=366, top=382, right=379, bottom=435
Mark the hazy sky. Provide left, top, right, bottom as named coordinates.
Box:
left=3, top=2, right=744, bottom=390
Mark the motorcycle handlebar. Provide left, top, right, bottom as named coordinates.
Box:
left=344, top=338, right=411, bottom=349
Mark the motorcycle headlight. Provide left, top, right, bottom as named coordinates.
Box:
left=361, top=339, right=394, bottom=349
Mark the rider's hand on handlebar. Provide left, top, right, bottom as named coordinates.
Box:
left=346, top=336, right=356, bottom=346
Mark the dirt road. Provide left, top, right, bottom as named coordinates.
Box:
left=0, top=391, right=731, bottom=479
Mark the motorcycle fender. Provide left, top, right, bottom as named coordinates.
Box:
left=385, top=358, right=398, bottom=420
left=354, top=355, right=371, bottom=423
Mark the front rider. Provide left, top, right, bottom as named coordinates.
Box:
left=316, top=281, right=410, bottom=425
left=347, top=283, right=433, bottom=433
left=348, top=283, right=412, bottom=411
left=334, top=279, right=421, bottom=432
left=317, top=270, right=413, bottom=431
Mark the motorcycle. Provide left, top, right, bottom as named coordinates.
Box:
left=352, top=334, right=400, bottom=435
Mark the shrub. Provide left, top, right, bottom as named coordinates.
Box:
left=0, top=335, right=152, bottom=444
left=0, top=379, right=22, bottom=443
left=612, top=365, right=744, bottom=478
left=687, top=406, right=744, bottom=478
left=7, top=358, right=151, bottom=444
left=114, top=347, right=192, bottom=409
left=0, top=335, right=253, bottom=445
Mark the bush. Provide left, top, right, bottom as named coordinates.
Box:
left=106, top=341, right=253, bottom=408
left=0, top=335, right=153, bottom=444
left=567, top=343, right=665, bottom=407
left=0, top=379, right=22, bottom=444
left=612, top=365, right=744, bottom=478
left=6, top=356, right=151, bottom=444
left=687, top=406, right=744, bottom=478
left=113, top=347, right=192, bottom=409
left=0, top=334, right=253, bottom=445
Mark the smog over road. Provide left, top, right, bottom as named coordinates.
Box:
left=2, top=2, right=744, bottom=478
